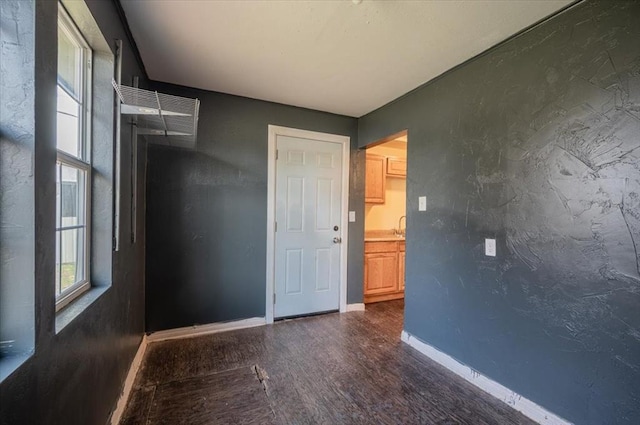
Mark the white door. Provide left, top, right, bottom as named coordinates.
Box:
left=274, top=135, right=343, bottom=318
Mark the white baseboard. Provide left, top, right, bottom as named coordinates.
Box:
left=346, top=303, right=365, bottom=312
left=110, top=334, right=148, bottom=425
left=146, top=317, right=266, bottom=343
left=400, top=331, right=572, bottom=425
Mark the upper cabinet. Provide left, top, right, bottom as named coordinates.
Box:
left=365, top=154, right=386, bottom=204
left=386, top=157, right=406, bottom=177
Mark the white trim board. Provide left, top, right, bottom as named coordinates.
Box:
left=266, top=125, right=350, bottom=324
left=109, top=335, right=148, bottom=425
left=346, top=303, right=365, bottom=312
left=400, top=331, right=572, bottom=425
left=146, top=317, right=266, bottom=343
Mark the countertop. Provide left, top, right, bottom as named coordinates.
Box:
left=365, top=230, right=405, bottom=242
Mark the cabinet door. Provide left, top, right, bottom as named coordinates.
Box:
left=398, top=250, right=406, bottom=291
left=364, top=252, right=397, bottom=295
left=365, top=154, right=386, bottom=203
left=387, top=157, right=407, bottom=177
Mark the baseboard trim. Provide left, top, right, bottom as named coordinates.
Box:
left=110, top=334, right=148, bottom=425
left=400, top=331, right=572, bottom=425
left=346, top=303, right=365, bottom=312
left=146, top=317, right=267, bottom=343
left=364, top=291, right=404, bottom=304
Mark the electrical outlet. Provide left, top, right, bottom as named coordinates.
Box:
left=418, top=196, right=427, bottom=211
left=348, top=211, right=356, bottom=222
left=485, top=238, right=496, bottom=257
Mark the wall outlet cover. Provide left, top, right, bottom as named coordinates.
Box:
left=418, top=196, right=427, bottom=211
left=348, top=211, right=356, bottom=222
left=485, top=238, right=496, bottom=256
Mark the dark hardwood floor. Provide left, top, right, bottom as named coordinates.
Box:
left=120, top=300, right=534, bottom=424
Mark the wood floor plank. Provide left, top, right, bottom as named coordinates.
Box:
left=119, top=385, right=155, bottom=425
left=123, top=300, right=535, bottom=425
left=146, top=367, right=275, bottom=425
left=137, top=329, right=272, bottom=385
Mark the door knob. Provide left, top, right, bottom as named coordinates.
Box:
left=332, top=237, right=342, bottom=244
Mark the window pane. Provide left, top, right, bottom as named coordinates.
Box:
left=58, top=227, right=86, bottom=294
left=56, top=162, right=62, bottom=228
left=55, top=163, right=88, bottom=299
left=55, top=230, right=61, bottom=296
left=57, top=23, right=81, bottom=99
left=57, top=85, right=78, bottom=116
left=57, top=87, right=81, bottom=157
left=59, top=164, right=86, bottom=226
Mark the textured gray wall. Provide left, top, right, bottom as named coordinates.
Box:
left=0, top=1, right=147, bottom=424
left=359, top=1, right=640, bottom=423
left=0, top=0, right=36, bottom=359
left=145, top=82, right=362, bottom=332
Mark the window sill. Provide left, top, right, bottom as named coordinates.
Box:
left=0, top=350, right=33, bottom=383
left=55, top=280, right=91, bottom=313
left=55, top=285, right=109, bottom=334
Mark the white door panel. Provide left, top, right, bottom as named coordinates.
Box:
left=274, top=135, right=342, bottom=318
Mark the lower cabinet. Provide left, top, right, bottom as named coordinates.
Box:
left=364, top=252, right=397, bottom=295
left=364, top=240, right=405, bottom=303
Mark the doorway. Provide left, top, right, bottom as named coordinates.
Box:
left=266, top=126, right=350, bottom=323
left=363, top=131, right=407, bottom=306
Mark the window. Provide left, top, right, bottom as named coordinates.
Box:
left=55, top=6, right=92, bottom=310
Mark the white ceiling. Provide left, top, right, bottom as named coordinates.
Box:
left=120, top=0, right=572, bottom=117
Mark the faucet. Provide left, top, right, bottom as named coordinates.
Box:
left=396, top=215, right=406, bottom=237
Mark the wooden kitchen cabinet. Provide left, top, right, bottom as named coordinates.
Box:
left=364, top=240, right=406, bottom=303
left=386, top=157, right=407, bottom=177
left=364, top=252, right=397, bottom=295
left=365, top=154, right=386, bottom=203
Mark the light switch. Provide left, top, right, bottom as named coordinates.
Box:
left=418, top=196, right=427, bottom=211
left=348, top=211, right=356, bottom=222
left=485, top=238, right=496, bottom=257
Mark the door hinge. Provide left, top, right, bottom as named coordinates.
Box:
left=276, top=149, right=279, bottom=160
left=273, top=293, right=276, bottom=304
left=274, top=221, right=277, bottom=232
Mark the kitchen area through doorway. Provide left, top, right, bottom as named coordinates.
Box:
left=364, top=131, right=407, bottom=305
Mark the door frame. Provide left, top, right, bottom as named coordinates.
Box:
left=266, top=125, right=350, bottom=324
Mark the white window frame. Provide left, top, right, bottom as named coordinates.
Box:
left=55, top=5, right=93, bottom=312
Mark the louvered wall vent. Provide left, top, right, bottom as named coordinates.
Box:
left=113, top=81, right=200, bottom=149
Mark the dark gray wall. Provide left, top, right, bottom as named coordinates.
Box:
left=0, top=1, right=147, bottom=424
left=359, top=1, right=640, bottom=424
left=1, top=0, right=36, bottom=360
left=145, top=82, right=362, bottom=332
